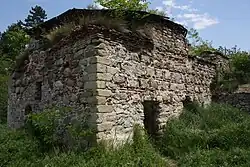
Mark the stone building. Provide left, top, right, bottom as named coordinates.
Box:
left=8, top=9, right=218, bottom=145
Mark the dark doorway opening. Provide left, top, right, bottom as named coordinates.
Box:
left=25, top=105, right=32, bottom=116
left=35, top=82, right=42, bottom=100
left=182, top=96, right=198, bottom=113
left=143, top=101, right=159, bottom=138
left=182, top=96, right=192, bottom=110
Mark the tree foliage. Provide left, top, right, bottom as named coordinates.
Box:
left=94, top=0, right=150, bottom=11
left=0, top=24, right=30, bottom=60
left=21, top=5, right=47, bottom=29
left=187, top=28, right=217, bottom=55
left=93, top=0, right=166, bottom=16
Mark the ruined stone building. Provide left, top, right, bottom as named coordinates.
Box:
left=8, top=9, right=220, bottom=145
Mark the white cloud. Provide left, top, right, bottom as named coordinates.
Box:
left=155, top=6, right=164, bottom=12
left=177, top=13, right=219, bottom=29
left=161, top=0, right=219, bottom=29
left=162, top=0, right=197, bottom=12
left=163, top=0, right=175, bottom=7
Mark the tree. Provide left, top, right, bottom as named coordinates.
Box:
left=187, top=28, right=217, bottom=55
left=94, top=0, right=150, bottom=11
left=0, top=23, right=30, bottom=59
left=21, top=5, right=47, bottom=29
left=187, top=28, right=202, bottom=46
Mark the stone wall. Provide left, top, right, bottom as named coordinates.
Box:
left=7, top=33, right=104, bottom=130
left=8, top=23, right=217, bottom=146
left=88, top=24, right=216, bottom=144
left=215, top=93, right=250, bottom=112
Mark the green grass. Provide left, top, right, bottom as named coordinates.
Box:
left=0, top=124, right=168, bottom=167
left=157, top=103, right=250, bottom=166
left=1, top=103, right=250, bottom=166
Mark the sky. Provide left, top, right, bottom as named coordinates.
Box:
left=0, top=0, right=249, bottom=51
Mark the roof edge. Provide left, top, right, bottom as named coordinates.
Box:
left=27, top=8, right=188, bottom=38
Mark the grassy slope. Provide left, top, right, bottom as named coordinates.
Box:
left=1, top=103, right=250, bottom=167
left=158, top=103, right=250, bottom=167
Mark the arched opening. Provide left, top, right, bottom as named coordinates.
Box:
left=142, top=101, right=159, bottom=138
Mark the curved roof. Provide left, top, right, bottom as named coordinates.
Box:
left=27, top=8, right=188, bottom=37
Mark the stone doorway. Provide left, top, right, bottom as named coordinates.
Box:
left=142, top=101, right=159, bottom=138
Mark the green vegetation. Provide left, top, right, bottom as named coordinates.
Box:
left=213, top=47, right=250, bottom=93
left=1, top=1, right=250, bottom=167
left=157, top=103, right=250, bottom=166
left=43, top=15, right=129, bottom=46
left=94, top=0, right=150, bottom=11
left=25, top=107, right=94, bottom=152
left=2, top=104, right=250, bottom=166
left=20, top=5, right=47, bottom=29
left=0, top=122, right=168, bottom=167
left=0, top=5, right=47, bottom=123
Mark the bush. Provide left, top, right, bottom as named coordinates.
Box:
left=25, top=107, right=94, bottom=152
left=0, top=124, right=40, bottom=167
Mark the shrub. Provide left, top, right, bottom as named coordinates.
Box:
left=0, top=124, right=40, bottom=167
left=25, top=107, right=94, bottom=152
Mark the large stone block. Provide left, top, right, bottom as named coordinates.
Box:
left=93, top=89, right=113, bottom=97
left=90, top=56, right=110, bottom=65
left=97, top=122, right=114, bottom=132
left=87, top=96, right=106, bottom=105
left=86, top=64, right=107, bottom=73
left=84, top=81, right=106, bottom=89
left=96, top=105, right=114, bottom=113
left=88, top=73, right=112, bottom=81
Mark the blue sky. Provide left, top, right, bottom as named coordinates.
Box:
left=1, top=0, right=249, bottom=51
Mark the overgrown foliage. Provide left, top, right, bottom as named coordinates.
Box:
left=43, top=13, right=153, bottom=48
left=188, top=27, right=250, bottom=93
left=187, top=28, right=217, bottom=55
left=0, top=124, right=40, bottom=167
left=2, top=103, right=250, bottom=166
left=94, top=0, right=150, bottom=11
left=212, top=47, right=250, bottom=93
left=157, top=103, right=250, bottom=166
left=0, top=122, right=168, bottom=167
left=25, top=107, right=94, bottom=152
left=0, top=23, right=30, bottom=60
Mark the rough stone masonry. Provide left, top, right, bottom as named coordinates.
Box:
left=8, top=9, right=219, bottom=146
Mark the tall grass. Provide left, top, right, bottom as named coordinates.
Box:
left=0, top=124, right=169, bottom=167
left=1, top=103, right=250, bottom=166
left=157, top=103, right=250, bottom=166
